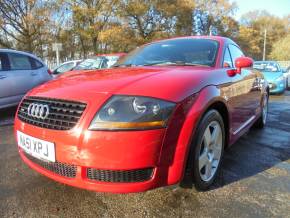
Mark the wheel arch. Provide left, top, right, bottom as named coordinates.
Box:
left=165, top=85, right=231, bottom=186
left=204, top=101, right=230, bottom=148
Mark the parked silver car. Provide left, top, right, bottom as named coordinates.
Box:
left=73, top=56, right=109, bottom=71
left=0, top=49, right=52, bottom=109
left=52, top=60, right=82, bottom=77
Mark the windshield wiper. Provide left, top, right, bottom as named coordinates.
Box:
left=142, top=61, right=210, bottom=67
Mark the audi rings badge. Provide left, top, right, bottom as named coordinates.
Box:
left=27, top=103, right=50, bottom=120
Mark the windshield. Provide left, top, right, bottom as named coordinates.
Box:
left=115, top=38, right=219, bottom=67
left=54, top=62, right=75, bottom=74
left=253, top=62, right=280, bottom=72
left=74, top=57, right=105, bottom=70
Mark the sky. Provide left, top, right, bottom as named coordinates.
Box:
left=232, top=0, right=290, bottom=20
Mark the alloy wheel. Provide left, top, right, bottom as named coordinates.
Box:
left=198, top=121, right=223, bottom=182
left=262, top=94, right=268, bottom=125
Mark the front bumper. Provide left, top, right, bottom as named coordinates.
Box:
left=15, top=117, right=170, bottom=193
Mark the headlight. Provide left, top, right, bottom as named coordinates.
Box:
left=89, top=95, right=176, bottom=130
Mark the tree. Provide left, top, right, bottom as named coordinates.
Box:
left=99, top=24, right=136, bottom=52
left=194, top=0, right=237, bottom=36
left=0, top=0, right=56, bottom=55
left=117, top=0, right=165, bottom=44
left=238, top=10, right=289, bottom=60
left=64, top=0, right=118, bottom=55
left=156, top=0, right=196, bottom=36
left=237, top=25, right=261, bottom=58
left=270, top=34, right=290, bottom=60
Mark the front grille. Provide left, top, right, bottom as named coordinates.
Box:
left=24, top=152, right=77, bottom=178
left=87, top=168, right=154, bottom=183
left=18, top=96, right=86, bottom=130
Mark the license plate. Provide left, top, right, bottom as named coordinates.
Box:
left=17, top=131, right=55, bottom=162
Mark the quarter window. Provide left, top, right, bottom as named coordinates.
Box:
left=8, top=53, right=32, bottom=70
left=228, top=44, right=244, bottom=67
left=223, top=47, right=233, bottom=68
left=29, top=57, right=44, bottom=69
left=0, top=53, right=9, bottom=71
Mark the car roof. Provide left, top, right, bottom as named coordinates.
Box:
left=61, top=60, right=82, bottom=65
left=254, top=61, right=278, bottom=64
left=0, top=49, right=45, bottom=64
left=146, top=35, right=238, bottom=47
left=254, top=61, right=281, bottom=67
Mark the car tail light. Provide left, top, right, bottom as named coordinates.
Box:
left=47, top=69, right=53, bottom=75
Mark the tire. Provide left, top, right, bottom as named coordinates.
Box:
left=255, top=93, right=269, bottom=129
left=186, top=110, right=225, bottom=191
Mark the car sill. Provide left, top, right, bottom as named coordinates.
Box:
left=233, top=116, right=256, bottom=135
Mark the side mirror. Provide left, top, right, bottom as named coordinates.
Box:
left=235, top=57, right=253, bottom=73
left=227, top=69, right=237, bottom=77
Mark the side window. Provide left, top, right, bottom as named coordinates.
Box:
left=0, top=53, right=10, bottom=71
left=8, top=53, right=32, bottom=70
left=0, top=55, right=2, bottom=71
left=228, top=44, right=244, bottom=67
left=223, top=47, right=233, bottom=68
left=29, top=57, right=44, bottom=69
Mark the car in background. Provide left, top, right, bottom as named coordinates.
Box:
left=253, top=61, right=286, bottom=94
left=282, top=66, right=290, bottom=89
left=73, top=56, right=109, bottom=71
left=15, top=36, right=269, bottom=193
left=52, top=60, right=82, bottom=77
left=97, top=53, right=127, bottom=68
left=0, top=49, right=52, bottom=109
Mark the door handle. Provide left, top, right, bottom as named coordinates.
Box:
left=0, top=75, right=6, bottom=79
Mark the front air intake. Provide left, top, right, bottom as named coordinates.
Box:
left=87, top=168, right=154, bottom=183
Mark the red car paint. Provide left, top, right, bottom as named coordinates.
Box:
left=14, top=36, right=268, bottom=193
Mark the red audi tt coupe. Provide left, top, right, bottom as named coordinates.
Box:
left=15, top=36, right=269, bottom=193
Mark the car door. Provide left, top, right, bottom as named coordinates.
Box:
left=7, top=52, right=39, bottom=97
left=0, top=52, right=16, bottom=107
left=227, top=44, right=261, bottom=135
left=29, top=56, right=51, bottom=83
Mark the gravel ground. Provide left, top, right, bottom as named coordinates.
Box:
left=0, top=92, right=289, bottom=218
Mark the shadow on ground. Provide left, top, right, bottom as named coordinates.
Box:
left=213, top=92, right=290, bottom=188
left=0, top=106, right=17, bottom=126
